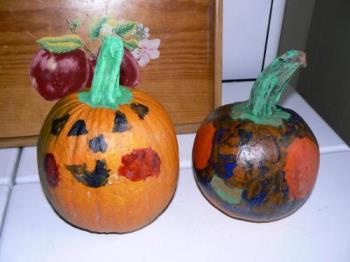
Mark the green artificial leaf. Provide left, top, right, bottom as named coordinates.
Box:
left=89, top=17, right=108, bottom=40
left=123, top=39, right=138, bottom=50
left=37, top=34, right=82, bottom=53
left=113, top=22, right=136, bottom=37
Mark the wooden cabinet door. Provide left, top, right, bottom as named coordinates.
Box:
left=0, top=0, right=222, bottom=147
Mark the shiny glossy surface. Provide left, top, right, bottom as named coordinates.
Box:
left=193, top=104, right=320, bottom=222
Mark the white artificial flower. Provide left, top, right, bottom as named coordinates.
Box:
left=131, top=39, right=160, bottom=67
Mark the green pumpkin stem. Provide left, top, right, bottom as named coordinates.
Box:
left=79, top=36, right=132, bottom=109
left=232, top=50, right=306, bottom=126
left=248, top=50, right=306, bottom=116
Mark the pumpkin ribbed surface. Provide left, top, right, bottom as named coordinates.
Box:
left=37, top=89, right=179, bottom=233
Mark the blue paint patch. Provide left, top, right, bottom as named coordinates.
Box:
left=242, top=190, right=268, bottom=207
left=223, top=161, right=236, bottom=179
left=214, top=128, right=225, bottom=144
left=212, top=153, right=237, bottom=180
left=242, top=180, right=269, bottom=207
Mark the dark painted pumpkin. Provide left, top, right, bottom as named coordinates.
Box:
left=37, top=36, right=178, bottom=233
left=193, top=50, right=320, bottom=222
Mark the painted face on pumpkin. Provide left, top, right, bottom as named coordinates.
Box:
left=43, top=102, right=162, bottom=189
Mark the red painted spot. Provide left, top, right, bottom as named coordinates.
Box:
left=44, top=153, right=59, bottom=187
left=118, top=148, right=161, bottom=181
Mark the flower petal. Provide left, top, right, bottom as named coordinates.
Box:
left=138, top=39, right=150, bottom=48
left=138, top=54, right=150, bottom=67
left=131, top=48, right=142, bottom=59
left=148, top=39, right=161, bottom=49
left=147, top=49, right=160, bottom=59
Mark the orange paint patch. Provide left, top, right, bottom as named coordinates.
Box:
left=284, top=137, right=320, bottom=200
left=193, top=122, right=216, bottom=170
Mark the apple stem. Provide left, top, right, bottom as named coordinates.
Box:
left=83, top=45, right=97, bottom=60
left=65, top=18, right=97, bottom=59
left=78, top=36, right=133, bottom=109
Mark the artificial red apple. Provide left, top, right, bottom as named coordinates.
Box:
left=87, top=48, right=140, bottom=88
left=30, top=48, right=90, bottom=101
left=120, top=48, right=141, bottom=87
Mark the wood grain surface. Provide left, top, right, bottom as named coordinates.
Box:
left=0, top=0, right=222, bottom=147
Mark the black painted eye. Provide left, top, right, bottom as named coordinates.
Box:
left=130, top=103, right=149, bottom=120
left=68, top=120, right=88, bottom=136
left=113, top=111, right=129, bottom=132
left=89, top=135, right=108, bottom=153
left=51, top=114, right=70, bottom=136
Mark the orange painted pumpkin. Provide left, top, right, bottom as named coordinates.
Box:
left=37, top=36, right=178, bottom=233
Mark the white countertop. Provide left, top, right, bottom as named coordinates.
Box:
left=0, top=82, right=349, bottom=262
left=0, top=186, right=10, bottom=233
left=0, top=148, right=19, bottom=186
left=1, top=152, right=350, bottom=262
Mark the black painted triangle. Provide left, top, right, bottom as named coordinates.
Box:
left=67, top=119, right=88, bottom=136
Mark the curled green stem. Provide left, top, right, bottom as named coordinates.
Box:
left=79, top=36, right=132, bottom=109
left=232, top=50, right=306, bottom=126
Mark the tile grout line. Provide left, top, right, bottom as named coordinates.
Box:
left=10, top=148, right=23, bottom=187
left=261, top=0, right=274, bottom=71
left=0, top=148, right=23, bottom=237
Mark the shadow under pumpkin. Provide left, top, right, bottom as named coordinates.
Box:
left=193, top=104, right=319, bottom=221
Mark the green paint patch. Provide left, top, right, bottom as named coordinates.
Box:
left=231, top=102, right=290, bottom=126
left=210, top=175, right=242, bottom=205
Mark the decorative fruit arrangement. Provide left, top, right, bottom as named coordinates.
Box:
left=37, top=36, right=178, bottom=233
left=30, top=18, right=160, bottom=100
left=193, top=50, right=320, bottom=222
